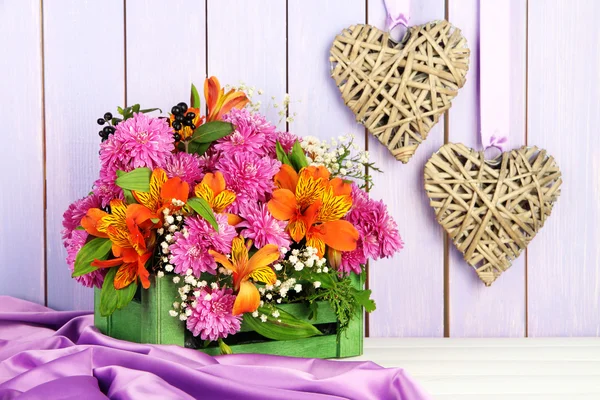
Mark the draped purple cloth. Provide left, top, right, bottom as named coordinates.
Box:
left=0, top=296, right=430, bottom=399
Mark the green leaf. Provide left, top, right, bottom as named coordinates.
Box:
left=243, top=306, right=322, bottom=341
left=132, top=104, right=140, bottom=113
left=111, top=117, right=123, bottom=125
left=75, top=225, right=85, bottom=231
left=99, top=268, right=139, bottom=317
left=115, top=168, right=152, bottom=192
left=275, top=141, right=293, bottom=167
left=72, top=237, right=112, bottom=277
left=122, top=188, right=136, bottom=204
left=289, top=140, right=309, bottom=171
left=139, top=107, right=161, bottom=114
left=187, top=197, right=219, bottom=232
left=191, top=121, right=234, bottom=143
left=100, top=268, right=119, bottom=317
left=117, top=279, right=138, bottom=309
left=352, top=288, right=376, bottom=312
left=190, top=83, right=201, bottom=108
left=117, top=106, right=124, bottom=115
left=187, top=140, right=211, bottom=156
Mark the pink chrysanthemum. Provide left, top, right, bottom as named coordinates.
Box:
left=340, top=241, right=367, bottom=275
left=94, top=113, right=174, bottom=206
left=186, top=286, right=242, bottom=341
left=339, top=185, right=403, bottom=273
left=62, top=193, right=103, bottom=241
left=277, top=131, right=301, bottom=153
left=163, top=152, right=203, bottom=191
left=170, top=214, right=236, bottom=277
left=99, top=113, right=174, bottom=169
left=198, top=147, right=221, bottom=175
left=238, top=204, right=291, bottom=248
left=93, top=164, right=124, bottom=208
left=220, top=109, right=278, bottom=157
left=65, top=229, right=106, bottom=288
left=215, top=153, right=281, bottom=213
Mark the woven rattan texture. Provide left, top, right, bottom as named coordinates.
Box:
left=330, top=21, right=469, bottom=163
left=424, top=144, right=562, bottom=285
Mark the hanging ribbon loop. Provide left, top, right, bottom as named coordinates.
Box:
left=479, top=0, right=510, bottom=159
left=383, top=0, right=410, bottom=33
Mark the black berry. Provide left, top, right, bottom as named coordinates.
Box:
left=175, top=114, right=184, bottom=122
left=171, top=106, right=182, bottom=116
left=173, top=133, right=181, bottom=141
left=186, top=112, right=196, bottom=120
left=99, top=130, right=105, bottom=137
left=97, top=118, right=105, bottom=125
left=177, top=102, right=188, bottom=112
left=183, top=117, right=193, bottom=125
left=104, top=112, right=113, bottom=120
left=190, top=124, right=196, bottom=130
left=103, top=126, right=115, bottom=135
left=172, top=121, right=182, bottom=131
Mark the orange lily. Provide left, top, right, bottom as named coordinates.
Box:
left=194, top=172, right=236, bottom=213
left=82, top=199, right=157, bottom=289
left=133, top=168, right=189, bottom=218
left=268, top=165, right=358, bottom=256
left=209, top=237, right=279, bottom=315
left=204, top=76, right=249, bottom=122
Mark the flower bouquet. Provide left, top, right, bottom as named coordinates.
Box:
left=62, top=77, right=403, bottom=357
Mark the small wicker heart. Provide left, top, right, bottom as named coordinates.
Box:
left=424, top=144, right=562, bottom=285
left=330, top=21, right=470, bottom=163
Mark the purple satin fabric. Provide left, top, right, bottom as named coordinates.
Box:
left=0, top=297, right=430, bottom=399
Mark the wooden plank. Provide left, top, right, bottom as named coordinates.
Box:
left=527, top=0, right=600, bottom=336
left=44, top=0, right=125, bottom=310
left=126, top=0, right=206, bottom=113
left=0, top=1, right=45, bottom=304
left=207, top=0, right=286, bottom=129
left=366, top=0, right=446, bottom=337
left=352, top=338, right=600, bottom=398
left=286, top=0, right=366, bottom=337
left=447, top=0, right=527, bottom=337
left=414, top=375, right=600, bottom=396
left=287, top=0, right=365, bottom=139
left=363, top=337, right=600, bottom=348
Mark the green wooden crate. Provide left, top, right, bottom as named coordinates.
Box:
left=94, top=273, right=363, bottom=358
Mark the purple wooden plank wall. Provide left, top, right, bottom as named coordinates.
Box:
left=0, top=1, right=45, bottom=304
left=1, top=0, right=598, bottom=338
left=527, top=0, right=600, bottom=336
left=44, top=0, right=125, bottom=311
left=367, top=0, right=445, bottom=337
left=447, top=0, right=527, bottom=337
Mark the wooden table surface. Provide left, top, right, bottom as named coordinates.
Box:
left=347, top=338, right=600, bottom=399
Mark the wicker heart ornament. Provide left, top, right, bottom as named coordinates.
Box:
left=330, top=21, right=469, bottom=163
left=424, top=144, right=562, bottom=285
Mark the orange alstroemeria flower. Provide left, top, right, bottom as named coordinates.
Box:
left=133, top=168, right=189, bottom=217
left=267, top=165, right=358, bottom=257
left=82, top=199, right=157, bottom=289
left=204, top=76, right=249, bottom=122
left=209, top=237, right=279, bottom=315
left=194, top=172, right=236, bottom=213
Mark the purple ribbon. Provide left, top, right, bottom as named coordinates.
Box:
left=479, top=0, right=509, bottom=157
left=383, top=0, right=410, bottom=33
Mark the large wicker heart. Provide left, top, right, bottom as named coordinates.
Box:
left=330, top=21, right=470, bottom=163
left=424, top=144, right=562, bottom=285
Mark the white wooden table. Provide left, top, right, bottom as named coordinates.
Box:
left=349, top=338, right=600, bottom=399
